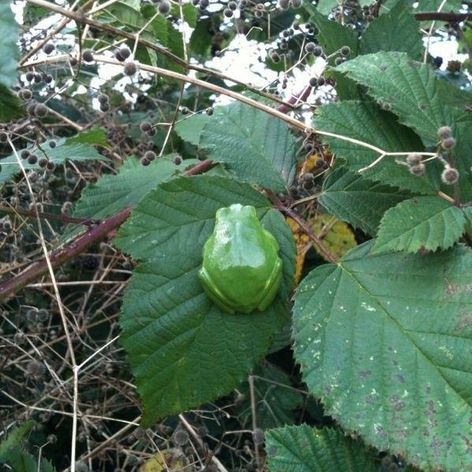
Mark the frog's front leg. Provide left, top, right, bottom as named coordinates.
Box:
left=257, top=258, right=283, bottom=312
left=198, top=267, right=237, bottom=314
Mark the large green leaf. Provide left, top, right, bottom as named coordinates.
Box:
left=115, top=176, right=295, bottom=424
left=360, top=0, right=423, bottom=59
left=335, top=52, right=470, bottom=144
left=0, top=2, right=19, bottom=88
left=176, top=103, right=298, bottom=191
left=73, top=156, right=197, bottom=221
left=293, top=242, right=472, bottom=471
left=315, top=100, right=436, bottom=193
left=0, top=422, right=33, bottom=458
left=266, top=426, right=378, bottom=472
left=373, top=196, right=467, bottom=254
left=319, top=167, right=413, bottom=235
left=415, top=0, right=462, bottom=12
left=0, top=139, right=105, bottom=184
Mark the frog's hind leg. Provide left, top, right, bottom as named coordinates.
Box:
left=199, top=267, right=236, bottom=314
left=256, top=259, right=283, bottom=312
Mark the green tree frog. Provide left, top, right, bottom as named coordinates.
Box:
left=199, top=204, right=283, bottom=314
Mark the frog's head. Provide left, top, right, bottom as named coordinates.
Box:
left=216, top=203, right=257, bottom=222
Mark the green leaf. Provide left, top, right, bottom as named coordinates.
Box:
left=66, top=128, right=108, bottom=146
left=310, top=11, right=359, bottom=58
left=314, top=100, right=436, bottom=193
left=0, top=139, right=105, bottom=184
left=360, top=0, right=423, bottom=59
left=0, top=2, right=19, bottom=88
left=238, top=362, right=304, bottom=429
left=0, top=83, right=23, bottom=121
left=73, top=156, right=196, bottom=221
left=196, top=103, right=298, bottom=191
left=266, top=425, right=378, bottom=472
left=319, top=167, right=413, bottom=235
left=293, top=242, right=472, bottom=471
left=315, top=0, right=339, bottom=15
left=372, top=196, right=467, bottom=253
left=335, top=52, right=469, bottom=144
left=115, top=176, right=295, bottom=424
left=175, top=114, right=211, bottom=146
left=0, top=422, right=34, bottom=458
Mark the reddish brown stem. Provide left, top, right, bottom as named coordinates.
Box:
left=0, top=205, right=98, bottom=226
left=414, top=12, right=472, bottom=22
left=276, top=86, right=312, bottom=114
left=0, top=208, right=131, bottom=302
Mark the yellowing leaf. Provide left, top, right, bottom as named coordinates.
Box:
left=311, top=214, right=357, bottom=259
left=140, top=449, right=188, bottom=472
left=286, top=217, right=311, bottom=285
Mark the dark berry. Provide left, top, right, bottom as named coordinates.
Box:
left=140, top=121, right=152, bottom=132
left=278, top=0, right=289, bottom=9
left=181, top=106, right=189, bottom=115
left=340, top=45, right=351, bottom=57
left=46, top=161, right=55, bottom=171
left=206, top=107, right=214, bottom=116
left=173, top=156, right=182, bottom=165
left=317, top=76, right=325, bottom=86
left=21, top=149, right=30, bottom=159
left=26, top=71, right=34, bottom=81
left=437, top=126, right=452, bottom=139
left=98, top=94, right=109, bottom=104
left=441, top=166, right=459, bottom=185
left=144, top=150, right=156, bottom=161
left=228, top=1, right=237, bottom=10
left=158, top=1, right=170, bottom=14
left=224, top=8, right=233, bottom=17
left=141, top=157, right=150, bottom=166
left=0, top=132, right=7, bottom=143
left=27, top=154, right=38, bottom=165
left=270, top=51, right=281, bottom=63
left=82, top=49, right=94, bottom=63
left=441, top=137, right=456, bottom=150
left=39, top=158, right=48, bottom=168
left=34, top=103, right=48, bottom=117
left=19, top=88, right=32, bottom=100
left=49, top=140, right=56, bottom=148
left=100, top=102, right=110, bottom=112
left=44, top=74, right=53, bottom=84
left=34, top=73, right=42, bottom=83
left=119, top=45, right=131, bottom=59
left=305, top=42, right=316, bottom=53
left=290, top=0, right=301, bottom=7
left=409, top=163, right=425, bottom=176
left=123, top=61, right=137, bottom=76
left=309, top=77, right=317, bottom=87
left=43, top=43, right=55, bottom=54
left=115, top=50, right=125, bottom=62
left=406, top=153, right=422, bottom=165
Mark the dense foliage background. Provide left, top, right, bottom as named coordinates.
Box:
left=0, top=0, right=471, bottom=470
